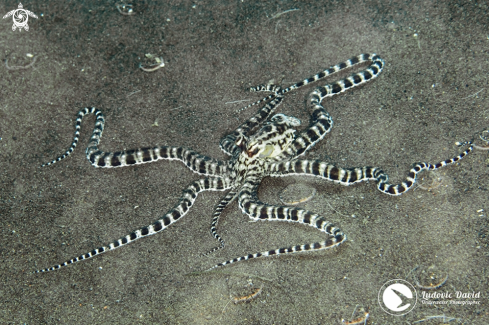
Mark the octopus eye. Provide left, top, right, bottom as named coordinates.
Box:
left=246, top=147, right=260, bottom=157
left=271, top=114, right=284, bottom=122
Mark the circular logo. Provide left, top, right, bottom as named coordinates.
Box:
left=13, top=9, right=28, bottom=27
left=378, top=279, right=417, bottom=316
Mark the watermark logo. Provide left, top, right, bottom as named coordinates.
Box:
left=3, top=3, right=38, bottom=32
left=378, top=279, right=417, bottom=316
left=420, top=290, right=481, bottom=306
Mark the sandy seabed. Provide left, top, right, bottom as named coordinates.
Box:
left=1, top=1, right=487, bottom=324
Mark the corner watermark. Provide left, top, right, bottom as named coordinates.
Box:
left=379, top=278, right=482, bottom=317
left=420, top=290, right=481, bottom=306
left=3, top=3, right=38, bottom=31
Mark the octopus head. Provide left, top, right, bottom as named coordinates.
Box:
left=244, top=114, right=301, bottom=159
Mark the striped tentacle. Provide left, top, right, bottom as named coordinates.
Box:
left=206, top=178, right=345, bottom=270
left=220, top=95, right=285, bottom=156
left=202, top=190, right=238, bottom=256
left=279, top=54, right=384, bottom=159
left=266, top=160, right=381, bottom=186
left=35, top=176, right=232, bottom=273
left=236, top=53, right=382, bottom=114
left=243, top=53, right=383, bottom=110
left=236, top=85, right=282, bottom=113
left=228, top=54, right=384, bottom=158
left=41, top=107, right=105, bottom=167
left=41, top=107, right=227, bottom=176
left=267, top=142, right=475, bottom=196
left=251, top=85, right=282, bottom=93
left=278, top=98, right=333, bottom=159
left=377, top=142, right=474, bottom=195
left=279, top=53, right=384, bottom=96
left=88, top=146, right=227, bottom=176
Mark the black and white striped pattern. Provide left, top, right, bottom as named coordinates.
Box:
left=41, top=107, right=105, bottom=167
left=220, top=95, right=286, bottom=156
left=35, top=177, right=231, bottom=273
left=267, top=161, right=382, bottom=186
left=376, top=144, right=474, bottom=195
left=223, top=54, right=383, bottom=156
left=206, top=177, right=345, bottom=271
left=36, top=54, right=477, bottom=274
left=266, top=144, right=474, bottom=196
left=42, top=108, right=227, bottom=176
left=202, top=190, right=238, bottom=256
left=280, top=53, right=384, bottom=97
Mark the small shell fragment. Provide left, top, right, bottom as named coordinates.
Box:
left=116, top=3, right=134, bottom=15
left=139, top=54, right=165, bottom=72
left=279, top=183, right=316, bottom=205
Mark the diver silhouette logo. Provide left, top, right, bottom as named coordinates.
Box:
left=378, top=279, right=417, bottom=316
